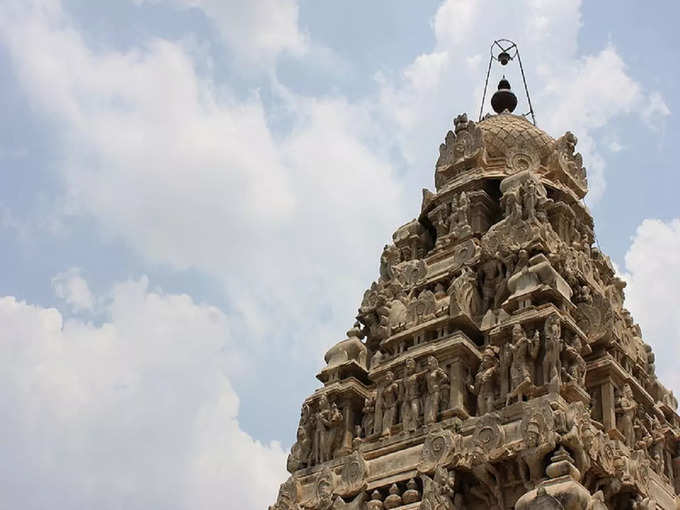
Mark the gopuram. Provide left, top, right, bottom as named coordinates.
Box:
left=269, top=42, right=680, bottom=510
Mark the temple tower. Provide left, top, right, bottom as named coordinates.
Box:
left=269, top=52, right=680, bottom=510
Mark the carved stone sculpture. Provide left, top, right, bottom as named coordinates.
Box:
left=420, top=467, right=463, bottom=510
left=448, top=265, right=482, bottom=319
left=400, top=358, right=421, bottom=433
left=471, top=345, right=499, bottom=415
left=543, top=314, right=563, bottom=388
left=506, top=323, right=540, bottom=405
left=273, top=108, right=680, bottom=510
left=381, top=371, right=399, bottom=438
left=617, top=384, right=638, bottom=448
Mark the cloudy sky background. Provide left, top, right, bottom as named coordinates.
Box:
left=1, top=0, right=679, bottom=508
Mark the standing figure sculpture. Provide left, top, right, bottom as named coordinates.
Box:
left=325, top=402, right=343, bottom=459
left=617, top=383, right=638, bottom=448
left=314, top=395, right=332, bottom=464
left=400, top=358, right=422, bottom=433
left=381, top=371, right=399, bottom=437
left=543, top=314, right=562, bottom=388
left=424, top=356, right=449, bottom=425
left=506, top=323, right=540, bottom=406
left=522, top=178, right=538, bottom=220
left=471, top=346, right=498, bottom=415
left=361, top=396, right=375, bottom=438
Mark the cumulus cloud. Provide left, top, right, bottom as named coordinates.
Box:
left=622, top=219, right=680, bottom=394
left=51, top=267, right=95, bottom=312
left=0, top=277, right=286, bottom=510
left=0, top=0, right=404, bottom=358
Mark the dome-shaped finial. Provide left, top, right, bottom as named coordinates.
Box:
left=490, top=76, right=517, bottom=114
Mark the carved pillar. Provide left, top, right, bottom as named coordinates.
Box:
left=601, top=379, right=616, bottom=435
left=447, top=358, right=468, bottom=418
left=373, top=387, right=383, bottom=436
left=339, top=398, right=354, bottom=456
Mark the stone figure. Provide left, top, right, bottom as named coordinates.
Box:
left=503, top=189, right=522, bottom=224
left=449, top=191, right=472, bottom=239
left=506, top=323, right=540, bottom=405
left=562, top=334, right=586, bottom=386
left=288, top=403, right=313, bottom=471
left=381, top=371, right=399, bottom=437
left=429, top=202, right=451, bottom=247
left=380, top=244, right=401, bottom=281
left=361, top=396, right=375, bottom=438
left=424, top=355, right=449, bottom=425
left=543, top=314, right=563, bottom=388
left=314, top=395, right=332, bottom=464
left=617, top=384, right=638, bottom=448
left=478, top=254, right=506, bottom=313
left=517, top=416, right=557, bottom=489
left=448, top=265, right=482, bottom=318
left=470, top=346, right=498, bottom=415
left=521, top=178, right=538, bottom=220
left=400, top=358, right=422, bottom=433
left=288, top=425, right=312, bottom=472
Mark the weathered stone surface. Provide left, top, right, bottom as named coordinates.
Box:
left=271, top=111, right=680, bottom=510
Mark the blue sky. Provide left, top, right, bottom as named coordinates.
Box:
left=1, top=1, right=679, bottom=508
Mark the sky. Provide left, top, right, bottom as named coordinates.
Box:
left=0, top=0, right=679, bottom=508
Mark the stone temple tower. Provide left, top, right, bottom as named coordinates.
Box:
left=269, top=74, right=680, bottom=510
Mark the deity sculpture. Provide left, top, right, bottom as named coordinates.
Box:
left=478, top=253, right=506, bottom=313
left=617, top=384, right=638, bottom=448
left=448, top=265, right=482, bottom=318
left=400, top=358, right=422, bottom=433
left=562, top=334, right=586, bottom=386
left=361, top=396, right=375, bottom=438
left=381, top=371, right=399, bottom=437
left=424, top=356, right=449, bottom=425
left=517, top=416, right=557, bottom=489
left=506, top=323, right=540, bottom=405
left=314, top=395, right=331, bottom=464
left=521, top=178, right=538, bottom=220
left=543, top=314, right=563, bottom=388
left=470, top=346, right=498, bottom=415
left=502, top=189, right=522, bottom=224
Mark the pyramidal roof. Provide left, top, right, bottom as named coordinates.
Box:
left=269, top=109, right=679, bottom=510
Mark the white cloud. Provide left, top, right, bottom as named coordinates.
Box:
left=52, top=267, right=95, bottom=312
left=0, top=0, right=404, bottom=358
left=0, top=278, right=286, bottom=510
left=641, top=91, right=671, bottom=130
left=622, top=219, right=680, bottom=393
left=377, top=0, right=667, bottom=201
left=140, top=0, right=308, bottom=64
